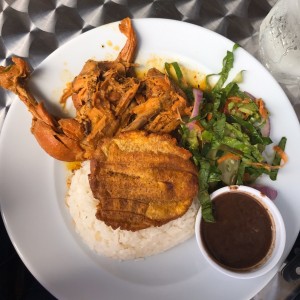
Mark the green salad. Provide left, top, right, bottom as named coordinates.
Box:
left=165, top=44, right=287, bottom=222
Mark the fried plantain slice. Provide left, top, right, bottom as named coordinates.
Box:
left=89, top=131, right=199, bottom=231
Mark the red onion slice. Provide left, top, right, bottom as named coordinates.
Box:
left=260, top=117, right=271, bottom=137
left=187, top=88, right=203, bottom=130
left=244, top=91, right=255, bottom=100
left=250, top=184, right=278, bottom=200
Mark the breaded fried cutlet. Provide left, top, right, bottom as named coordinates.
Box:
left=89, top=131, right=199, bottom=231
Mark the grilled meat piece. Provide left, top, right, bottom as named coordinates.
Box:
left=89, top=131, right=199, bottom=231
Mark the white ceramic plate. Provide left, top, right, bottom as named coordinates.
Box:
left=1, top=19, right=300, bottom=300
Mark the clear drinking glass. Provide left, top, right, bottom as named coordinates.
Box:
left=259, top=0, right=300, bottom=84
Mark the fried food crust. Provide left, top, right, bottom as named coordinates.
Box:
left=89, top=131, right=199, bottom=231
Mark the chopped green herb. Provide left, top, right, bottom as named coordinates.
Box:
left=165, top=62, right=194, bottom=102
left=270, top=137, right=287, bottom=180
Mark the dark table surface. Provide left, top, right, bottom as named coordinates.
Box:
left=0, top=1, right=299, bottom=299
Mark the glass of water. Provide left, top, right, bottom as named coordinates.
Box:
left=259, top=0, right=300, bottom=85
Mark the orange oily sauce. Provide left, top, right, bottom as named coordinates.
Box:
left=65, top=161, right=82, bottom=172
left=135, top=57, right=207, bottom=89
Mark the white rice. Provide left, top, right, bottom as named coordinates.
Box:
left=66, top=161, right=199, bottom=260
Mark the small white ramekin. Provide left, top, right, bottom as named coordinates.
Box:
left=195, top=185, right=286, bottom=279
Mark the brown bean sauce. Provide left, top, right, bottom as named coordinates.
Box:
left=201, top=191, right=273, bottom=271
